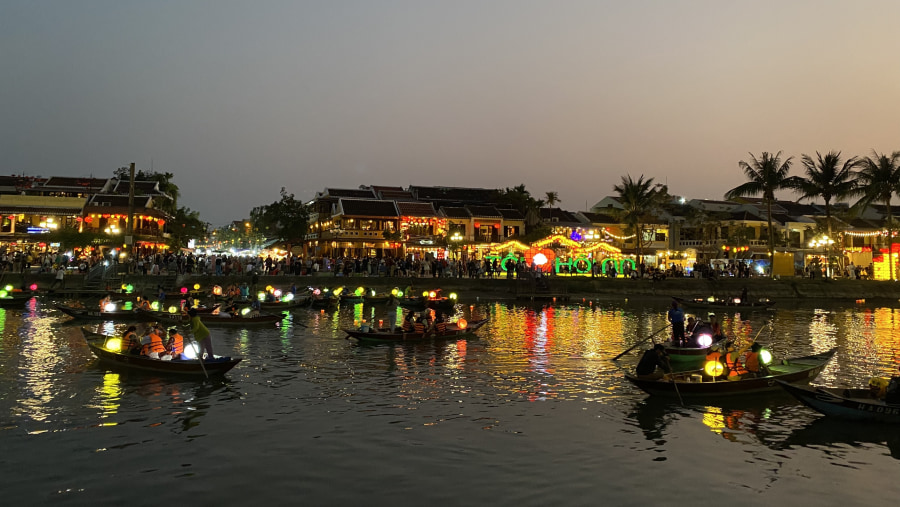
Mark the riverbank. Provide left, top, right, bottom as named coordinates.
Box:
left=15, top=271, right=900, bottom=302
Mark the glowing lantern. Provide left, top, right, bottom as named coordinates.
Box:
left=313, top=289, right=321, bottom=296
left=707, top=296, right=715, bottom=302
left=193, top=283, right=201, bottom=290
left=241, top=307, right=251, bottom=316
left=370, top=289, right=376, bottom=296
left=183, top=343, right=199, bottom=359
left=126, top=284, right=134, bottom=292
left=0, top=290, right=8, bottom=298
left=354, top=287, right=365, bottom=296
left=180, top=287, right=188, bottom=294
left=274, top=289, right=283, bottom=298
left=104, top=303, right=117, bottom=312
left=457, top=318, right=467, bottom=330
left=168, top=306, right=179, bottom=314
left=391, top=288, right=399, bottom=296
left=396, top=291, right=403, bottom=297
left=704, top=359, right=725, bottom=377
left=760, top=349, right=773, bottom=365
left=332, top=287, right=344, bottom=296
left=449, top=292, right=458, bottom=300
left=266, top=285, right=274, bottom=292
left=151, top=301, right=160, bottom=311
left=105, top=337, right=122, bottom=352
left=284, top=293, right=294, bottom=302
left=121, top=284, right=128, bottom=290
left=422, top=291, right=429, bottom=297
left=696, top=334, right=713, bottom=348
left=733, top=298, right=741, bottom=304
left=4, top=285, right=12, bottom=292
left=429, top=291, right=436, bottom=298
left=29, top=284, right=37, bottom=291
left=212, top=285, right=223, bottom=296
left=258, top=292, right=266, bottom=301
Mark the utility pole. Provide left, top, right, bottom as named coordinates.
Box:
left=126, top=163, right=136, bottom=268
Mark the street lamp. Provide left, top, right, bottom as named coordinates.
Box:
left=808, top=235, right=835, bottom=277
left=450, top=231, right=463, bottom=260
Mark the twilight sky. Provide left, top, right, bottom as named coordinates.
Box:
left=3, top=1, right=899, bottom=225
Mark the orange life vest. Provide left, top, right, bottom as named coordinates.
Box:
left=167, top=333, right=184, bottom=356
left=745, top=351, right=762, bottom=373
left=141, top=332, right=166, bottom=356
left=727, top=351, right=747, bottom=376
left=413, top=323, right=426, bottom=334
left=121, top=331, right=140, bottom=354
left=402, top=320, right=413, bottom=331
left=436, top=322, right=448, bottom=333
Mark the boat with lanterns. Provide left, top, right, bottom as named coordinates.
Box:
left=81, top=328, right=242, bottom=376
left=0, top=285, right=36, bottom=307
left=56, top=301, right=139, bottom=321
left=398, top=288, right=459, bottom=311
left=307, top=287, right=340, bottom=309
left=673, top=296, right=775, bottom=313
left=344, top=317, right=487, bottom=343
left=624, top=347, right=837, bottom=397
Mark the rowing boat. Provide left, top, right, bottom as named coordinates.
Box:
left=81, top=328, right=242, bottom=376
left=624, top=348, right=837, bottom=397
left=776, top=380, right=900, bottom=423
left=344, top=318, right=488, bottom=343
left=57, top=304, right=138, bottom=321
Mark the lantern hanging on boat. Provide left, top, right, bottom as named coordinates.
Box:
left=168, top=306, right=179, bottom=314
left=704, top=359, right=725, bottom=377
left=422, top=291, right=429, bottom=297
left=354, top=287, right=365, bottom=297
left=284, top=293, right=294, bottom=302
left=104, top=303, right=117, bottom=312
left=105, top=337, right=122, bottom=352
left=428, top=291, right=437, bottom=298
left=241, top=307, right=251, bottom=316
left=449, top=292, right=458, bottom=300
left=391, top=288, right=399, bottom=296
left=456, top=318, right=467, bottom=330
left=0, top=290, right=7, bottom=298
left=193, top=283, right=201, bottom=290
left=150, top=301, right=160, bottom=311
left=696, top=334, right=713, bottom=348
left=180, top=287, right=188, bottom=294
left=257, top=292, right=266, bottom=301
left=212, top=285, right=223, bottom=296
left=760, top=349, right=773, bottom=365
left=273, top=289, right=283, bottom=298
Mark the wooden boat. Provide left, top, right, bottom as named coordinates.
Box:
left=81, top=328, right=241, bottom=376
left=57, top=304, right=138, bottom=321
left=624, top=348, right=837, bottom=397
left=398, top=295, right=457, bottom=311
left=673, top=296, right=774, bottom=312
left=664, top=342, right=710, bottom=369
left=198, top=312, right=282, bottom=327
left=259, top=296, right=308, bottom=310
left=777, top=380, right=900, bottom=423
left=344, top=318, right=488, bottom=343
left=0, top=293, right=36, bottom=307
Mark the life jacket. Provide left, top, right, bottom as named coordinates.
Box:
left=413, top=322, right=426, bottom=334
left=121, top=331, right=140, bottom=354
left=141, top=332, right=166, bottom=356
left=436, top=322, right=448, bottom=333
left=167, top=333, right=184, bottom=356
left=402, top=320, right=413, bottom=332
left=727, top=350, right=747, bottom=376
left=140, top=300, right=151, bottom=310
left=745, top=351, right=762, bottom=374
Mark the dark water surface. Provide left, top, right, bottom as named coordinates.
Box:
left=2, top=296, right=899, bottom=506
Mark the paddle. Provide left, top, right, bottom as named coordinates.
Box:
left=665, top=356, right=684, bottom=407
left=613, top=324, right=672, bottom=361
left=185, top=331, right=209, bottom=379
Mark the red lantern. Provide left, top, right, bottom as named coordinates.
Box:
left=84, top=216, right=93, bottom=223
left=157, top=219, right=165, bottom=226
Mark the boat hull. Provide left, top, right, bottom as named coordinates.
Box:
left=625, top=348, right=836, bottom=397
left=777, top=380, right=900, bottom=423
left=344, top=319, right=487, bottom=343
left=81, top=329, right=241, bottom=376
left=57, top=305, right=138, bottom=321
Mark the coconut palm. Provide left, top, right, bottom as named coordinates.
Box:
left=612, top=175, right=668, bottom=275
left=545, top=191, right=560, bottom=222
left=787, top=151, right=861, bottom=276
left=854, top=150, right=900, bottom=280
left=725, top=151, right=794, bottom=277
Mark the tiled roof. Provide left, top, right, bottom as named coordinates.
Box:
left=397, top=201, right=437, bottom=217
left=112, top=180, right=165, bottom=195
left=378, top=189, right=415, bottom=200
left=321, top=188, right=377, bottom=199
left=439, top=207, right=472, bottom=219
left=337, top=199, right=399, bottom=217
left=541, top=208, right=581, bottom=222
left=410, top=186, right=500, bottom=203
left=579, top=212, right=619, bottom=223
left=87, top=194, right=153, bottom=208
left=466, top=205, right=502, bottom=218
left=43, top=177, right=109, bottom=189
left=497, top=208, right=525, bottom=220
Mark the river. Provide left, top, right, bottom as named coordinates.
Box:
left=2, top=296, right=899, bottom=506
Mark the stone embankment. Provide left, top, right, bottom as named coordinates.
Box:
left=18, top=271, right=900, bottom=302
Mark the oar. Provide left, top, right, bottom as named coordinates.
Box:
left=180, top=324, right=209, bottom=379
left=613, top=324, right=672, bottom=361
left=666, top=357, right=684, bottom=407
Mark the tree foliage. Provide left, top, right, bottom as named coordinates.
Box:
left=114, top=167, right=180, bottom=214
left=167, top=206, right=207, bottom=249
left=725, top=151, right=794, bottom=276
left=854, top=150, right=900, bottom=280
left=613, top=174, right=669, bottom=273
left=250, top=187, right=309, bottom=243
left=496, top=184, right=544, bottom=231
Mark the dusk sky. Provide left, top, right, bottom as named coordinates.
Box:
left=3, top=1, right=899, bottom=225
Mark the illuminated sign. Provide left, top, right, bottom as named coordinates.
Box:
left=27, top=227, right=50, bottom=234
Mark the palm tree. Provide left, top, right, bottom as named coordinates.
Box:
left=854, top=150, right=900, bottom=280
left=787, top=151, right=861, bottom=277
left=545, top=191, right=560, bottom=223
left=613, top=175, right=668, bottom=275
left=725, top=151, right=794, bottom=277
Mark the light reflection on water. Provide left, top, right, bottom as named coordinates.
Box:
left=2, top=297, right=900, bottom=503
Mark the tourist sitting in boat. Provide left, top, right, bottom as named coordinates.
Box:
left=743, top=342, right=770, bottom=378
left=166, top=327, right=184, bottom=359
left=140, top=324, right=167, bottom=359
left=139, top=298, right=152, bottom=311
left=685, top=317, right=697, bottom=335
left=99, top=294, right=112, bottom=311
left=635, top=344, right=671, bottom=380
left=121, top=325, right=141, bottom=355
left=401, top=311, right=415, bottom=332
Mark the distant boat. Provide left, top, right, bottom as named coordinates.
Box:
left=344, top=318, right=487, bottom=343
left=777, top=380, right=900, bottom=423
left=673, top=296, right=775, bottom=312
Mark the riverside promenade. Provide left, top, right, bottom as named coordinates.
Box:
left=19, top=270, right=900, bottom=302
